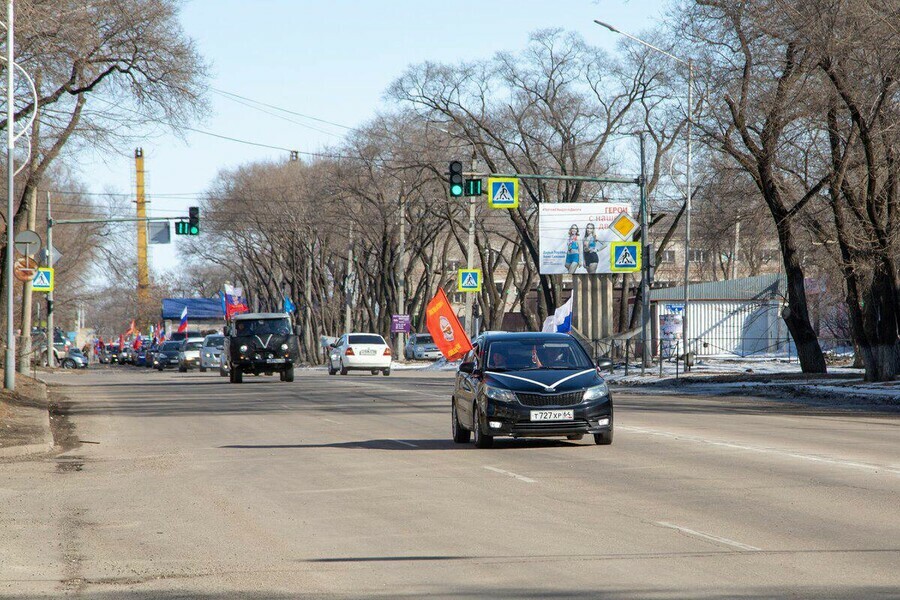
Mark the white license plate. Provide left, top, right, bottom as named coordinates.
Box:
left=360, top=350, right=376, bottom=356
left=530, top=410, right=574, bottom=421
left=266, top=358, right=286, bottom=363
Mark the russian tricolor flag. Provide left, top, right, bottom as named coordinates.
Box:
left=541, top=296, right=573, bottom=333
left=177, top=306, right=188, bottom=333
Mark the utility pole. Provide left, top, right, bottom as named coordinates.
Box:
left=396, top=187, right=406, bottom=361
left=731, top=218, right=740, bottom=280
left=46, top=192, right=53, bottom=367
left=463, top=149, right=477, bottom=337
left=135, top=148, right=150, bottom=329
left=639, top=133, right=650, bottom=372
left=17, top=185, right=36, bottom=374
left=682, top=59, right=694, bottom=370
left=344, top=223, right=354, bottom=334
left=5, top=0, right=15, bottom=389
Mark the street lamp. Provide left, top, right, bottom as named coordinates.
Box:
left=594, top=19, right=694, bottom=367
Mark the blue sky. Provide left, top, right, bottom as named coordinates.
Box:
left=78, top=0, right=669, bottom=273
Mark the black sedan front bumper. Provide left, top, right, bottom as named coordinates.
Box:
left=481, top=396, right=613, bottom=437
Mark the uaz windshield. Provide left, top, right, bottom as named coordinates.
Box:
left=485, top=338, right=592, bottom=371
left=234, top=318, right=291, bottom=336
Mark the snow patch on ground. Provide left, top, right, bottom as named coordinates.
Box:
left=605, top=357, right=899, bottom=404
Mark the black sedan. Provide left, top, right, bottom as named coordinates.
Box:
left=154, top=341, right=183, bottom=371
left=451, top=332, right=613, bottom=448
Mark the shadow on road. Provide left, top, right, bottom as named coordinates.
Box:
left=219, top=438, right=583, bottom=451
left=6, top=585, right=900, bottom=599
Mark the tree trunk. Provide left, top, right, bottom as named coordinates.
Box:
left=778, top=224, right=827, bottom=374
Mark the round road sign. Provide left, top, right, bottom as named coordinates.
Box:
left=14, top=256, right=38, bottom=282
left=14, top=229, right=41, bottom=256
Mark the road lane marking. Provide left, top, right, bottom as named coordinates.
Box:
left=620, top=426, right=900, bottom=476
left=323, top=418, right=342, bottom=425
left=390, top=439, right=419, bottom=448
left=484, top=466, right=536, bottom=483
left=655, top=521, right=760, bottom=551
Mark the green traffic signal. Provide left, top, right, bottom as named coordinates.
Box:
left=448, top=161, right=464, bottom=197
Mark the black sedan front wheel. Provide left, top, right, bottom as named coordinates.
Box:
left=451, top=402, right=470, bottom=444
left=473, top=405, right=493, bottom=449
left=594, top=430, right=613, bottom=445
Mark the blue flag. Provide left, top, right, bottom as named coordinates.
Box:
left=283, top=296, right=296, bottom=313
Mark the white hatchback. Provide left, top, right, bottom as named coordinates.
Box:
left=328, top=333, right=392, bottom=376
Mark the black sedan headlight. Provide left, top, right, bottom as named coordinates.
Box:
left=484, top=386, right=518, bottom=403
left=583, top=382, right=609, bottom=401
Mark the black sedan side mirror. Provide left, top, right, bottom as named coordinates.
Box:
left=459, top=362, right=476, bottom=374
left=596, top=357, right=614, bottom=372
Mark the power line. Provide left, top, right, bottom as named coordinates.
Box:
left=210, top=87, right=356, bottom=131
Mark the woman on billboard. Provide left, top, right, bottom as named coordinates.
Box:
left=565, top=224, right=581, bottom=274
left=583, top=222, right=601, bottom=273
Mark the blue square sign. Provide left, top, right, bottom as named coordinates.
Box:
left=610, top=242, right=641, bottom=272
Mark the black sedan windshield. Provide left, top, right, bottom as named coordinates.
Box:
left=485, top=338, right=592, bottom=371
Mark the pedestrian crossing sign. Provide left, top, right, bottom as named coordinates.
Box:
left=610, top=242, right=641, bottom=272
left=487, top=177, right=519, bottom=209
left=457, top=269, right=482, bottom=292
left=31, top=267, right=54, bottom=292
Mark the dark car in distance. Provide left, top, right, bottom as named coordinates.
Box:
left=155, top=341, right=183, bottom=371
left=451, top=332, right=613, bottom=448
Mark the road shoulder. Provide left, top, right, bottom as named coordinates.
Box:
left=0, top=371, right=55, bottom=459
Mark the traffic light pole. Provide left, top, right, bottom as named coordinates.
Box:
left=46, top=192, right=54, bottom=368
left=463, top=151, right=477, bottom=338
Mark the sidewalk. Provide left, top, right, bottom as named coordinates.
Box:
left=0, top=371, right=55, bottom=458
left=606, top=357, right=900, bottom=406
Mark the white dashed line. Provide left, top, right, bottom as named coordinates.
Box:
left=322, top=418, right=342, bottom=425
left=619, top=426, right=900, bottom=476
left=483, top=466, right=536, bottom=484
left=655, top=521, right=760, bottom=551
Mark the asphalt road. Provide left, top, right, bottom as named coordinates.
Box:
left=1, top=367, right=899, bottom=599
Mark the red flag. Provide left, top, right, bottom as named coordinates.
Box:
left=125, top=319, right=137, bottom=336
left=118, top=334, right=124, bottom=351
left=133, top=336, right=142, bottom=350
left=425, top=288, right=472, bottom=361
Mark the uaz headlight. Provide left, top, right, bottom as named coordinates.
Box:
left=484, top=385, right=518, bottom=403
left=281, top=343, right=289, bottom=350
left=583, top=382, right=609, bottom=401
left=239, top=345, right=248, bottom=353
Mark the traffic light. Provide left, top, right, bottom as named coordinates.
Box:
left=448, top=161, right=464, bottom=197
left=175, top=207, right=200, bottom=235
left=188, top=206, right=200, bottom=235
left=464, top=178, right=483, bottom=197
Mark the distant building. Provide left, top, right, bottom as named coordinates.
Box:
left=161, top=298, right=225, bottom=336
left=649, top=274, right=796, bottom=358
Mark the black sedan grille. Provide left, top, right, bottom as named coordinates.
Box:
left=514, top=419, right=591, bottom=433
left=516, top=391, right=584, bottom=407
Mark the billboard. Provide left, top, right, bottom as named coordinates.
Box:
left=539, top=203, right=635, bottom=274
